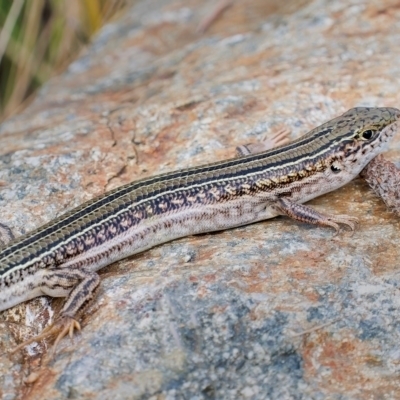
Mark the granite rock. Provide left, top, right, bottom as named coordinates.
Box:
left=1, top=0, right=400, bottom=399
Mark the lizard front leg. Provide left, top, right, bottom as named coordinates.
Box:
left=235, top=129, right=358, bottom=233
left=236, top=127, right=291, bottom=156
left=275, top=197, right=358, bottom=234
left=0, top=222, right=14, bottom=246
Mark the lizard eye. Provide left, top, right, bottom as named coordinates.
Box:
left=360, top=129, right=374, bottom=140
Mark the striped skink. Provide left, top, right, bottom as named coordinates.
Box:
left=0, top=106, right=399, bottom=353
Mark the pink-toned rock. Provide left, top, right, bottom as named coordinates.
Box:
left=1, top=0, right=400, bottom=398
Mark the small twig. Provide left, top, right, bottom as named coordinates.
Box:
left=196, top=0, right=234, bottom=34
left=290, top=318, right=340, bottom=337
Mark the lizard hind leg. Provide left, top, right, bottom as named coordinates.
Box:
left=9, top=269, right=100, bottom=358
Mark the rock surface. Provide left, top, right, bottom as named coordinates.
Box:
left=1, top=0, right=400, bottom=398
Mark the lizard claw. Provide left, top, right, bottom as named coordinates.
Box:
left=327, top=215, right=359, bottom=236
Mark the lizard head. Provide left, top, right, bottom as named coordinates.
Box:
left=258, top=107, right=400, bottom=204
left=308, top=107, right=400, bottom=176
left=343, top=106, right=399, bottom=150
left=334, top=107, right=399, bottom=164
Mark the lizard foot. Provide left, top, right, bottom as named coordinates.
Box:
left=9, top=316, right=81, bottom=359
left=320, top=214, right=359, bottom=236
